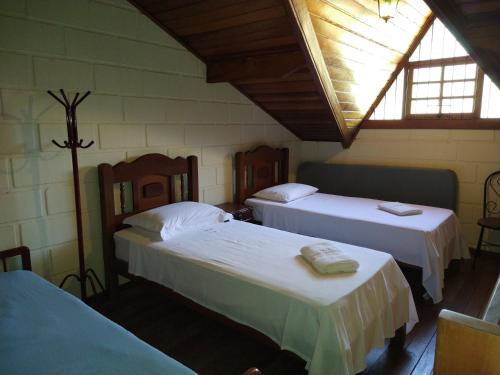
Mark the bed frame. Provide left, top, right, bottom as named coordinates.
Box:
left=0, top=246, right=31, bottom=272
left=235, top=146, right=458, bottom=211
left=235, top=146, right=289, bottom=204
left=98, top=153, right=198, bottom=296
left=98, top=152, right=406, bottom=363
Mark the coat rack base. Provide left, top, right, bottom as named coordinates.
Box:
left=59, top=268, right=104, bottom=300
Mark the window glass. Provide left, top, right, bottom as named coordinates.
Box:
left=442, top=81, right=475, bottom=97
left=443, top=64, right=476, bottom=80
left=481, top=76, right=500, bottom=118
left=412, top=83, right=441, bottom=98
left=411, top=99, right=440, bottom=114
left=441, top=98, right=474, bottom=113
left=413, top=67, right=441, bottom=82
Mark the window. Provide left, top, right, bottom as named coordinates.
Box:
left=370, top=19, right=500, bottom=122
left=405, top=58, right=481, bottom=118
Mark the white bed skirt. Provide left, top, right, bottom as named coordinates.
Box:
left=247, top=193, right=470, bottom=303
left=115, top=221, right=418, bottom=375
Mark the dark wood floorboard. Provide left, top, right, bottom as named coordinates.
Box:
left=95, top=253, right=499, bottom=375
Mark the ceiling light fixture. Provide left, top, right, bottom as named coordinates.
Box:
left=377, top=0, right=399, bottom=22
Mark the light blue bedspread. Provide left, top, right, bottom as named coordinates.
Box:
left=0, top=271, right=197, bottom=375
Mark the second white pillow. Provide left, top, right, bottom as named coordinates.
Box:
left=253, top=183, right=318, bottom=203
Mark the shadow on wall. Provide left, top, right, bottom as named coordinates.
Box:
left=300, top=142, right=344, bottom=163
left=5, top=93, right=62, bottom=261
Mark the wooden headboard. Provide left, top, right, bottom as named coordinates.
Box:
left=235, top=146, right=288, bottom=204
left=98, top=153, right=198, bottom=292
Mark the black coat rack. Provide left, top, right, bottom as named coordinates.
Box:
left=48, top=89, right=104, bottom=301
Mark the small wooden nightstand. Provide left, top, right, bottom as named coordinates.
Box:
left=216, top=202, right=253, bottom=222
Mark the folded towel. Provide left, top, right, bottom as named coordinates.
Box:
left=377, top=202, right=423, bottom=216
left=300, top=242, right=359, bottom=274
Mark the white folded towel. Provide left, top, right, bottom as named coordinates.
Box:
left=377, top=201, right=423, bottom=216
left=300, top=242, right=359, bottom=274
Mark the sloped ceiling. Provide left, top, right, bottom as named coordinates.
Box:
left=424, top=0, right=500, bottom=89
left=129, top=0, right=431, bottom=147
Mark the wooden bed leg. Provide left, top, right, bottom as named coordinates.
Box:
left=389, top=324, right=406, bottom=350
left=106, top=268, right=119, bottom=301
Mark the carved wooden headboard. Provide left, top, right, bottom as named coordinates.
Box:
left=98, top=153, right=198, bottom=291
left=235, top=146, right=289, bottom=204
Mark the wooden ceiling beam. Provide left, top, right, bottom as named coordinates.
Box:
left=284, top=0, right=349, bottom=145
left=206, top=51, right=306, bottom=83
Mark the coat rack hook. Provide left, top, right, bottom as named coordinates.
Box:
left=75, top=91, right=91, bottom=107
left=47, top=90, right=66, bottom=107
left=60, top=89, right=70, bottom=106
left=80, top=140, right=95, bottom=149
left=51, top=139, right=68, bottom=149
left=71, top=92, right=80, bottom=107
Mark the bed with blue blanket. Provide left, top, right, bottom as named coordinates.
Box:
left=0, top=247, right=196, bottom=375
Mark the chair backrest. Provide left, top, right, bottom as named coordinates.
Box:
left=0, top=246, right=32, bottom=272
left=483, top=171, right=500, bottom=217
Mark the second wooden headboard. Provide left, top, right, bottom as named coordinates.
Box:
left=235, top=146, right=289, bottom=204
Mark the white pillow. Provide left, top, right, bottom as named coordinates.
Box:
left=253, top=183, right=318, bottom=203
left=123, top=201, right=231, bottom=240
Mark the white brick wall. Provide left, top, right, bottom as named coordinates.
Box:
left=301, top=129, right=500, bottom=249
left=0, top=0, right=300, bottom=295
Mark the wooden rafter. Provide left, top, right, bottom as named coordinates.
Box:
left=284, top=0, right=351, bottom=146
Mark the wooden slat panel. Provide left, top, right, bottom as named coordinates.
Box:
left=309, top=6, right=409, bottom=54
left=186, top=17, right=293, bottom=51
left=239, top=81, right=318, bottom=94
left=261, top=100, right=326, bottom=111
left=164, top=5, right=287, bottom=36
left=459, top=1, right=500, bottom=14
left=207, top=51, right=305, bottom=83
left=312, top=17, right=404, bottom=61
left=317, top=0, right=419, bottom=35
left=250, top=93, right=323, bottom=102
left=197, top=36, right=298, bottom=58
left=140, top=0, right=203, bottom=13
left=156, top=0, right=251, bottom=22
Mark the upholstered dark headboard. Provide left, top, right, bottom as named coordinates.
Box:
left=297, top=162, right=458, bottom=211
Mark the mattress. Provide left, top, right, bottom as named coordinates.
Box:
left=114, top=220, right=418, bottom=375
left=0, top=271, right=196, bottom=375
left=246, top=193, right=470, bottom=303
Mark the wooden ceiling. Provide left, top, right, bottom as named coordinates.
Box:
left=307, top=0, right=431, bottom=130
left=424, top=0, right=500, bottom=89
left=129, top=0, right=431, bottom=147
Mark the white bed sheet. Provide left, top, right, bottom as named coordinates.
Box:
left=114, top=221, right=418, bottom=375
left=246, top=193, right=470, bottom=303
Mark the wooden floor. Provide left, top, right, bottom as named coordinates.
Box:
left=96, top=253, right=499, bottom=375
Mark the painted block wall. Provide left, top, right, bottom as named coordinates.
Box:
left=0, top=0, right=300, bottom=294
left=301, top=129, right=500, bottom=251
